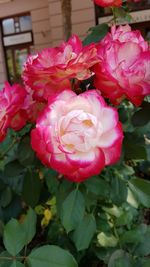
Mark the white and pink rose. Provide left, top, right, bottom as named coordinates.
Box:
left=93, top=25, right=150, bottom=106
left=31, top=90, right=123, bottom=182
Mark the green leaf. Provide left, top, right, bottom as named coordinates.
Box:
left=127, top=188, right=139, bottom=209
left=84, top=176, right=110, bottom=197
left=17, top=136, right=35, bottom=166
left=0, top=220, right=4, bottom=237
left=120, top=227, right=144, bottom=245
left=108, top=249, right=132, bottom=267
left=45, top=169, right=59, bottom=194
left=72, top=214, right=96, bottom=251
left=129, top=178, right=150, bottom=208
left=1, top=160, right=25, bottom=195
left=0, top=251, right=12, bottom=267
left=110, top=176, right=127, bottom=205
left=124, top=132, right=147, bottom=160
left=3, top=219, right=26, bottom=256
left=10, top=261, right=24, bottom=267
left=21, top=208, right=37, bottom=245
left=22, top=171, right=41, bottom=207
left=132, top=102, right=150, bottom=127
left=116, top=210, right=133, bottom=227
left=83, top=23, right=109, bottom=45
left=124, top=143, right=147, bottom=160
left=143, top=260, right=150, bottom=267
left=1, top=196, right=22, bottom=222
left=56, top=181, right=74, bottom=217
left=103, top=205, right=122, bottom=218
left=0, top=174, right=23, bottom=196
left=61, top=189, right=85, bottom=233
left=95, top=247, right=116, bottom=263
left=27, top=245, right=78, bottom=267
left=134, top=226, right=150, bottom=256
left=98, top=232, right=118, bottom=248
left=3, top=161, right=24, bottom=178
left=0, top=187, right=12, bottom=208
left=0, top=179, right=5, bottom=192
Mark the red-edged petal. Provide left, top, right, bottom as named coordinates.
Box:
left=65, top=148, right=105, bottom=182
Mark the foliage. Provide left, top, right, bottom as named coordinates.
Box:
left=0, top=101, right=150, bottom=266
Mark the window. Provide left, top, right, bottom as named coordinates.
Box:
left=2, top=18, right=15, bottom=35
left=19, top=15, right=32, bottom=32
left=1, top=13, right=33, bottom=83
left=2, top=14, right=32, bottom=36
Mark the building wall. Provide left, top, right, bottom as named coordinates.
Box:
left=0, top=29, right=6, bottom=88
left=48, top=0, right=95, bottom=46
left=0, top=0, right=95, bottom=88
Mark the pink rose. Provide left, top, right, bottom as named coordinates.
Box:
left=0, top=82, right=27, bottom=142
left=93, top=0, right=122, bottom=7
left=93, top=25, right=150, bottom=106
left=26, top=100, right=46, bottom=123
left=22, top=86, right=46, bottom=123
left=23, top=35, right=99, bottom=101
left=31, top=90, right=123, bottom=182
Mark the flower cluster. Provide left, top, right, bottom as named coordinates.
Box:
left=0, top=26, right=150, bottom=182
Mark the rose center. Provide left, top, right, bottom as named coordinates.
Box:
left=82, top=119, right=93, bottom=127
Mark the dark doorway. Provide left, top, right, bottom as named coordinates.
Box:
left=5, top=45, right=30, bottom=83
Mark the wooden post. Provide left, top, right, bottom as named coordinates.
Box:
left=60, top=0, right=72, bottom=40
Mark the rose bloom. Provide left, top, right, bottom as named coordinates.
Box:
left=25, top=100, right=46, bottom=123
left=31, top=90, right=123, bottom=182
left=93, top=25, right=150, bottom=106
left=22, top=86, right=46, bottom=123
left=94, top=0, right=122, bottom=7
left=23, top=35, right=99, bottom=101
left=0, top=82, right=27, bottom=142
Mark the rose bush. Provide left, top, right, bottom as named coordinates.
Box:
left=31, top=90, right=123, bottom=182
left=93, top=25, right=150, bottom=106
left=0, top=2, right=150, bottom=267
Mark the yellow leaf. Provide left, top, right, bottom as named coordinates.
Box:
left=44, top=209, right=52, bottom=221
